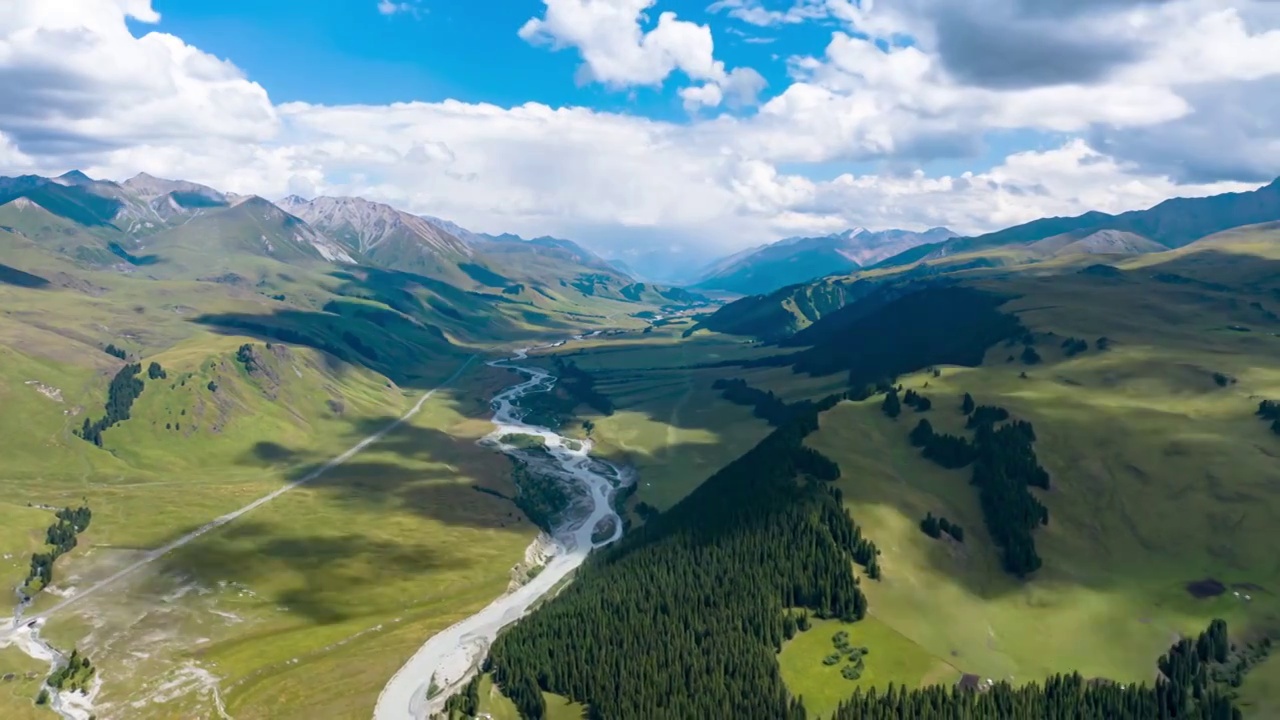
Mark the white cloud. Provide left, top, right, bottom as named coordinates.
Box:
left=807, top=140, right=1260, bottom=235
left=517, top=0, right=763, bottom=109
left=377, top=0, right=424, bottom=18
left=706, top=0, right=829, bottom=27
left=0, top=0, right=277, bottom=158
left=679, top=83, right=724, bottom=111
left=0, top=0, right=1277, bottom=260
left=519, top=0, right=720, bottom=86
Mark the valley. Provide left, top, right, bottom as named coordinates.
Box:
left=0, top=167, right=1278, bottom=719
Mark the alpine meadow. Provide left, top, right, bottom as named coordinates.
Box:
left=3, top=1, right=1280, bottom=719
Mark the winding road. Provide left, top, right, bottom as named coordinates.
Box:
left=372, top=343, right=630, bottom=720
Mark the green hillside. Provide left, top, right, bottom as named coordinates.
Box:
left=7, top=165, right=1280, bottom=720
left=462, top=228, right=1280, bottom=718
left=0, top=174, right=695, bottom=719
left=877, top=176, right=1280, bottom=269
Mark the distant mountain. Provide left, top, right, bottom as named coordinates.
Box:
left=694, top=227, right=957, bottom=295
left=876, top=177, right=1280, bottom=269
left=419, top=216, right=628, bottom=277
left=278, top=195, right=486, bottom=284
left=691, top=276, right=875, bottom=340
left=0, top=172, right=350, bottom=269
left=0, top=170, right=707, bottom=310
left=140, top=194, right=356, bottom=269
left=595, top=246, right=723, bottom=285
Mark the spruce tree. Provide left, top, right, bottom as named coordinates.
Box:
left=882, top=389, right=901, bottom=419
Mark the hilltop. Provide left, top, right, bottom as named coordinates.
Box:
left=463, top=211, right=1280, bottom=719
left=694, top=227, right=957, bottom=296
left=876, top=176, right=1280, bottom=270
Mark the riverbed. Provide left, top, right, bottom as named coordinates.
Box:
left=372, top=342, right=631, bottom=720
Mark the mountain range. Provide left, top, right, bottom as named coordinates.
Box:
left=692, top=226, right=958, bottom=296
left=694, top=175, right=1280, bottom=340
left=874, top=176, right=1280, bottom=269
left=0, top=170, right=705, bottom=306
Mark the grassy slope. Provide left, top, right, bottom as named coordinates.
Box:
left=0, top=313, right=538, bottom=717
left=0, top=226, right=672, bottom=719
left=0, top=646, right=47, bottom=720
left=1238, top=652, right=1280, bottom=718
left=778, top=617, right=958, bottom=719
left=796, top=266, right=1280, bottom=703
left=527, top=327, right=777, bottom=510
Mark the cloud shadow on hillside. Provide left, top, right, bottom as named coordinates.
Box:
left=0, top=262, right=50, bottom=288
left=190, top=307, right=453, bottom=388
left=154, top=519, right=470, bottom=625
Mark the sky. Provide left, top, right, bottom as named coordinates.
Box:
left=1, top=0, right=1280, bottom=267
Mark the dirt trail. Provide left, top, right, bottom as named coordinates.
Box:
left=0, top=356, right=477, bottom=717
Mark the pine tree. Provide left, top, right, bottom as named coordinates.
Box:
left=962, top=392, right=975, bottom=415
left=909, top=419, right=934, bottom=447
left=882, top=389, right=901, bottom=419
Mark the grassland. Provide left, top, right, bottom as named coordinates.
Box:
left=0, top=350, right=544, bottom=720
left=0, top=273, right=613, bottom=718
left=1238, top=651, right=1280, bottom=718
left=528, top=328, right=777, bottom=509
left=778, top=617, right=958, bottom=719
left=796, top=266, right=1280, bottom=700
left=0, top=646, right=47, bottom=720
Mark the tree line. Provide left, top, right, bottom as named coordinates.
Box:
left=713, top=378, right=794, bottom=426
left=1258, top=400, right=1280, bottom=435
left=76, top=363, right=145, bottom=446
left=882, top=388, right=937, bottom=419
left=902, top=389, right=932, bottom=411
left=23, top=505, right=92, bottom=596
left=508, top=456, right=573, bottom=533
left=484, top=393, right=879, bottom=719
left=826, top=619, right=1267, bottom=719
left=442, top=674, right=481, bottom=718
left=516, top=359, right=615, bottom=428
left=920, top=512, right=964, bottom=543
left=46, top=648, right=95, bottom=693
left=909, top=419, right=976, bottom=469
left=906, top=395, right=1050, bottom=576
left=552, top=358, right=615, bottom=416
left=1061, top=337, right=1089, bottom=357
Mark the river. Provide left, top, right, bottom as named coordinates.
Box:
left=0, top=338, right=629, bottom=720
left=372, top=341, right=631, bottom=720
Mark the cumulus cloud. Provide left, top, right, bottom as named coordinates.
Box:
left=805, top=140, right=1260, bottom=234
left=517, top=0, right=764, bottom=110
left=0, top=0, right=277, bottom=161
left=0, top=0, right=1277, bottom=257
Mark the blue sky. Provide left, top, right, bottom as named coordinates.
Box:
left=141, top=0, right=804, bottom=116
left=1, top=0, right=1275, bottom=274
left=138, top=0, right=1045, bottom=180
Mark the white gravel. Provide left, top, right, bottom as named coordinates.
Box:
left=373, top=345, right=628, bottom=720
